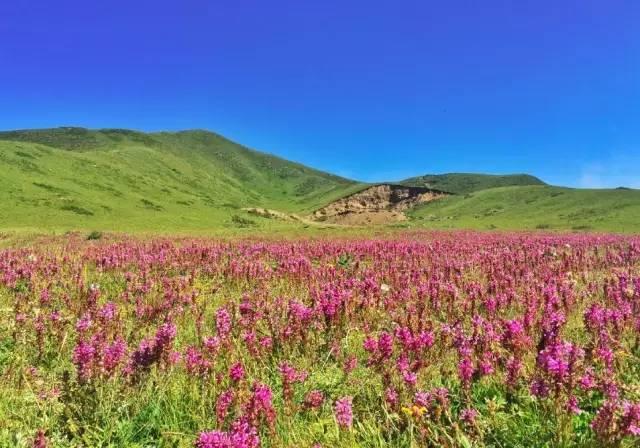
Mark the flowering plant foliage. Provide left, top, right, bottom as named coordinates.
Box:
left=0, top=231, right=639, bottom=447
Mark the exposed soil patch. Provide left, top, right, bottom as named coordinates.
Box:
left=311, top=184, right=447, bottom=225
left=243, top=207, right=338, bottom=227
left=244, top=207, right=299, bottom=222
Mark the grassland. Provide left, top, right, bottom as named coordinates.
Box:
left=0, top=127, right=638, bottom=235
left=0, top=128, right=365, bottom=234
left=407, top=185, right=640, bottom=233
left=1, top=233, right=639, bottom=447
left=400, top=173, right=546, bottom=194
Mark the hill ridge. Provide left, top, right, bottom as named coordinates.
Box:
left=0, top=127, right=364, bottom=232
left=0, top=127, right=637, bottom=233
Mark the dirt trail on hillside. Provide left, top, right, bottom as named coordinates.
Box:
left=242, top=208, right=340, bottom=227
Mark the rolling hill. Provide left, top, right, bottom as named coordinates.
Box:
left=407, top=185, right=640, bottom=232
left=400, top=173, right=546, bottom=194
left=0, top=127, right=365, bottom=232
left=0, top=127, right=638, bottom=234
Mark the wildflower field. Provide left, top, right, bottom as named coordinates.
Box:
left=1, top=232, right=639, bottom=447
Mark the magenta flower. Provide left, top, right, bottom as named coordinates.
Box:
left=72, top=339, right=96, bottom=380
left=304, top=390, right=325, bottom=410
left=102, top=338, right=127, bottom=375
left=185, top=346, right=211, bottom=376
left=245, top=382, right=275, bottom=429
left=334, top=396, right=353, bottom=429
left=384, top=387, right=398, bottom=408
left=195, top=419, right=259, bottom=448
left=457, top=357, right=474, bottom=387
left=216, top=389, right=235, bottom=424
left=229, top=362, right=245, bottom=383
left=621, top=401, right=640, bottom=436
left=32, top=429, right=48, bottom=448
left=195, top=430, right=228, bottom=448
left=460, top=407, right=478, bottom=425
left=216, top=308, right=232, bottom=339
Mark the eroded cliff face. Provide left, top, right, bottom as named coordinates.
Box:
left=311, top=184, right=447, bottom=225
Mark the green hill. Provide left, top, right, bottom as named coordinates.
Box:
left=408, top=185, right=640, bottom=232
left=400, top=173, right=546, bottom=194
left=0, top=127, right=365, bottom=233
left=0, top=128, right=638, bottom=235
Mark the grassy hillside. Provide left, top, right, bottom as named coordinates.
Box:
left=408, top=185, right=640, bottom=232
left=0, top=128, right=365, bottom=233
left=1, top=128, right=637, bottom=235
left=401, top=173, right=546, bottom=194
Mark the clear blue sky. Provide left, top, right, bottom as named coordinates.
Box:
left=1, top=1, right=639, bottom=187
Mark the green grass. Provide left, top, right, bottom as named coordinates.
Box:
left=400, top=173, right=546, bottom=194
left=0, top=128, right=366, bottom=233
left=408, top=185, right=640, bottom=232
left=0, top=128, right=638, bottom=235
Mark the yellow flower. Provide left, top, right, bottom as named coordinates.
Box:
left=412, top=405, right=427, bottom=417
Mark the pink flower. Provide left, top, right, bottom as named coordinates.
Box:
left=216, top=308, right=232, bottom=339
left=76, top=314, right=92, bottom=333
left=460, top=408, right=478, bottom=425
left=621, top=401, right=640, bottom=436
left=457, top=358, right=474, bottom=387
left=195, top=419, right=259, bottom=448
left=402, top=370, right=418, bottom=386
left=566, top=396, right=581, bottom=414
left=102, top=338, right=127, bottom=374
left=343, top=356, right=357, bottom=374
left=304, top=390, right=325, bottom=410
left=384, top=387, right=398, bottom=407
left=377, top=332, right=393, bottom=359
left=334, top=396, right=353, bottom=429
left=98, top=302, right=117, bottom=321
left=229, top=362, right=245, bottom=382
left=73, top=340, right=96, bottom=379
left=195, top=430, right=228, bottom=448
left=185, top=346, right=211, bottom=376
left=216, top=389, right=235, bottom=425
left=245, top=382, right=275, bottom=429
left=204, top=336, right=221, bottom=354
left=32, top=429, right=47, bottom=448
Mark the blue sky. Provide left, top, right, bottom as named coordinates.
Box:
left=1, top=0, right=638, bottom=187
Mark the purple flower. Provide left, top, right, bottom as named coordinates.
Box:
left=98, top=302, right=117, bottom=321
left=384, top=387, right=398, bottom=407
left=185, top=346, right=211, bottom=376
left=73, top=340, right=96, bottom=379
left=194, top=419, right=259, bottom=448
left=32, top=429, right=47, bottom=448
left=621, top=401, right=640, bottom=436
left=458, top=358, right=474, bottom=387
left=102, top=338, right=127, bottom=374
left=76, top=314, right=92, bottom=333
left=334, top=396, right=353, bottom=429
left=304, top=390, right=325, bottom=410
left=229, top=362, right=245, bottom=382
left=196, top=430, right=228, bottom=448
left=216, top=389, right=235, bottom=425
left=216, top=308, right=232, bottom=339
left=566, top=396, right=581, bottom=414
left=460, top=407, right=478, bottom=425
left=377, top=332, right=393, bottom=359
left=245, top=382, right=275, bottom=429
left=402, top=370, right=418, bottom=386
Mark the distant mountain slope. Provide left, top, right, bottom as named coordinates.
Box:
left=407, top=185, right=640, bottom=232
left=0, top=127, right=364, bottom=232
left=400, top=173, right=546, bottom=194
left=1, top=128, right=638, bottom=234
